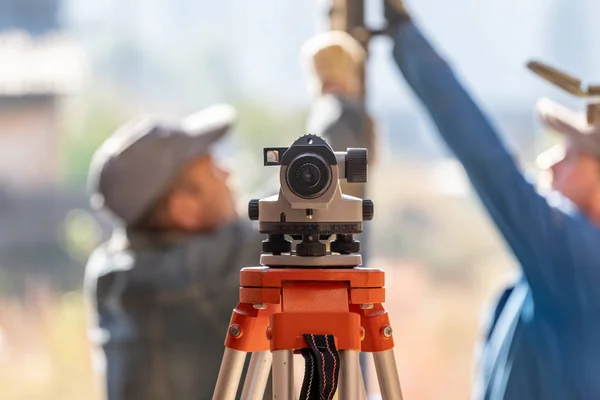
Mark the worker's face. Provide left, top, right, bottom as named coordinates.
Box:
left=546, top=142, right=600, bottom=211
left=166, top=154, right=238, bottom=232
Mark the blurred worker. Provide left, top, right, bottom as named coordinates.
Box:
left=84, top=104, right=269, bottom=400
left=385, top=3, right=600, bottom=400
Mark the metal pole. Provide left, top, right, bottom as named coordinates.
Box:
left=241, top=351, right=273, bottom=400
left=373, top=349, right=404, bottom=400
left=272, top=350, right=294, bottom=399
left=339, top=350, right=361, bottom=400
left=212, top=348, right=247, bottom=400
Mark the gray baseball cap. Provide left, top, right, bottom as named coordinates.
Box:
left=536, top=97, right=600, bottom=160
left=88, top=104, right=237, bottom=226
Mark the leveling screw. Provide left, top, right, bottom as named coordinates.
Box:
left=229, top=324, right=241, bottom=338
left=360, top=304, right=374, bottom=309
left=253, top=303, right=267, bottom=309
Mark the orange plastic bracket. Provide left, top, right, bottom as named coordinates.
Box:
left=223, top=266, right=395, bottom=354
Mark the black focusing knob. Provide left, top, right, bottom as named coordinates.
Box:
left=362, top=199, right=374, bottom=221
left=248, top=199, right=259, bottom=220
left=346, top=148, right=367, bottom=183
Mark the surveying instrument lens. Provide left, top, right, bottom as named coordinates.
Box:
left=212, top=134, right=404, bottom=400
left=287, top=153, right=331, bottom=199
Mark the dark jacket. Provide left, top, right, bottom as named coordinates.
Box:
left=85, top=220, right=263, bottom=400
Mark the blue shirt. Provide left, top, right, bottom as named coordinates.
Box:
left=392, top=21, right=600, bottom=400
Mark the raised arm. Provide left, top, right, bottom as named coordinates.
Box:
left=308, top=94, right=373, bottom=148
left=390, top=19, right=600, bottom=313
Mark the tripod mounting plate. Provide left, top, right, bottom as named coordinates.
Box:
left=260, top=254, right=362, bottom=267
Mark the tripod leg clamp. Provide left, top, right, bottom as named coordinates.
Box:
left=299, top=334, right=340, bottom=400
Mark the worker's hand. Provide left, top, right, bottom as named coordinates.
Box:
left=383, top=0, right=411, bottom=30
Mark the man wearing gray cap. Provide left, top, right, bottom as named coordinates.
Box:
left=84, top=104, right=264, bottom=400
left=385, top=3, right=600, bottom=400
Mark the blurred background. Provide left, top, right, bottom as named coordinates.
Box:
left=0, top=0, right=598, bottom=398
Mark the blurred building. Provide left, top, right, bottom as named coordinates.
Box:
left=0, top=0, right=91, bottom=296
left=0, top=0, right=87, bottom=191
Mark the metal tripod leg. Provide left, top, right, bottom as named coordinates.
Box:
left=241, top=351, right=272, bottom=400
left=213, top=348, right=247, bottom=400
left=338, top=350, right=361, bottom=400
left=373, top=349, right=403, bottom=400
left=272, top=350, right=294, bottom=399
left=338, top=351, right=368, bottom=400
left=359, top=357, right=368, bottom=400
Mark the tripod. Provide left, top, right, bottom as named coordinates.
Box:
left=213, top=134, right=403, bottom=399
left=212, top=256, right=403, bottom=399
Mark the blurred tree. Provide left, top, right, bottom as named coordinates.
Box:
left=60, top=94, right=128, bottom=188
